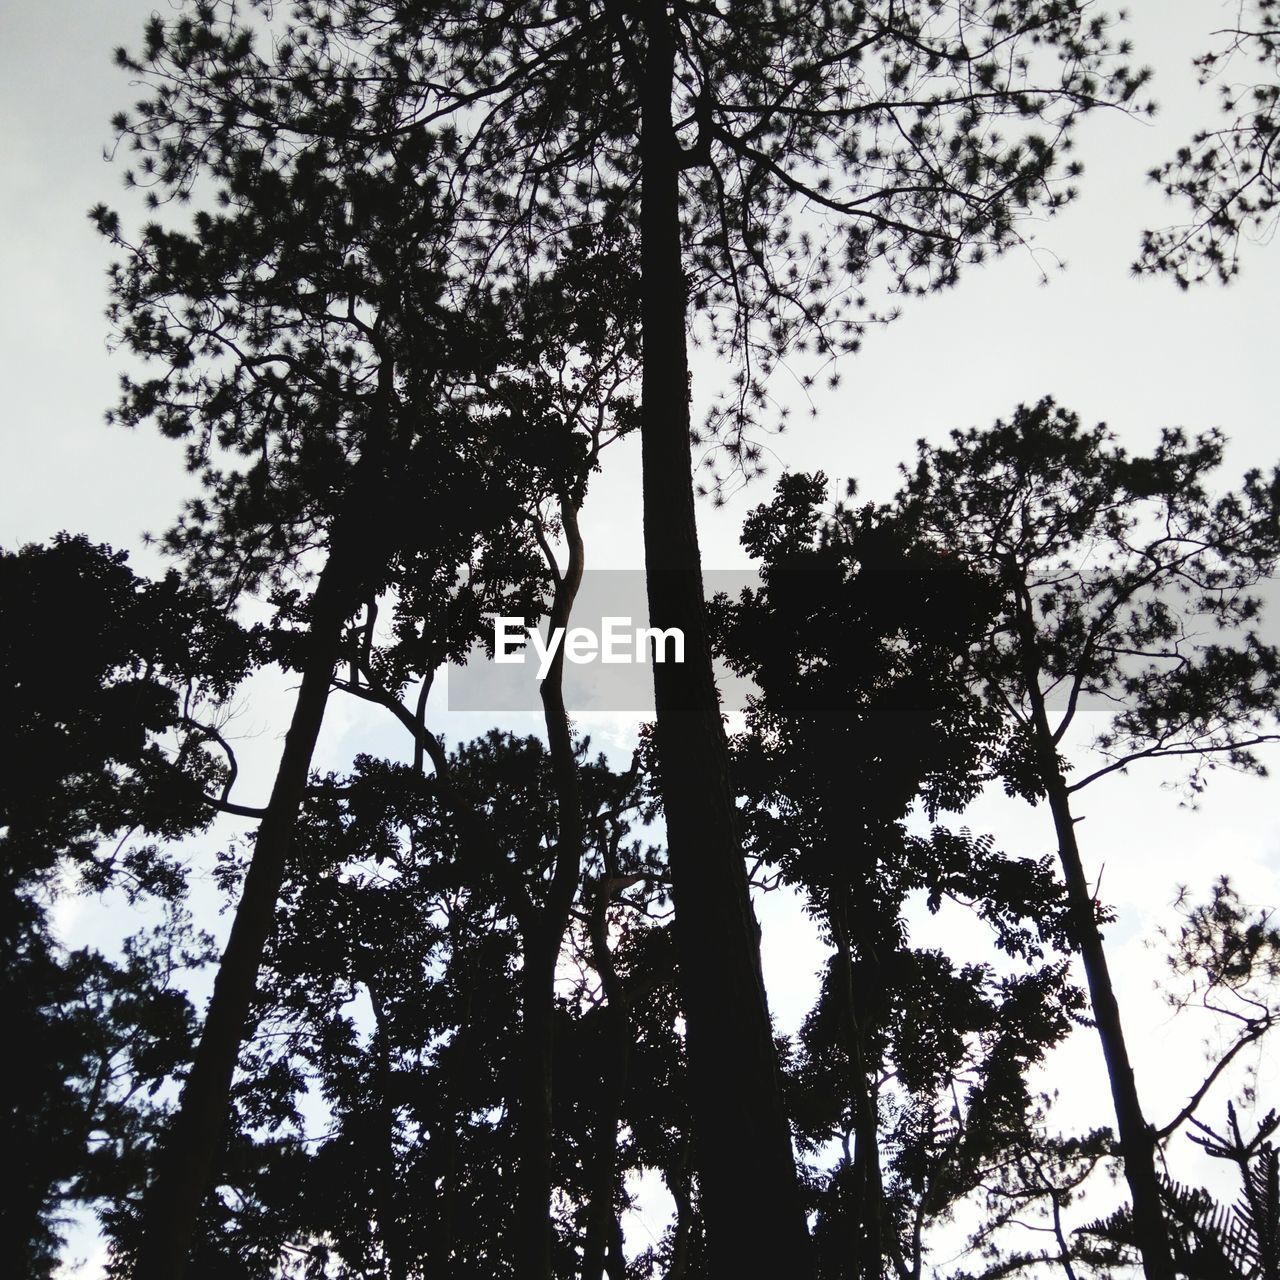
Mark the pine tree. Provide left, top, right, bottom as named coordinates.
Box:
left=891, top=398, right=1280, bottom=1279
left=372, top=10, right=1149, bottom=1267
left=103, top=4, right=1154, bottom=1269
left=97, top=28, right=604, bottom=1267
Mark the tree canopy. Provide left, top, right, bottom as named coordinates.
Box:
left=7, top=4, right=1280, bottom=1279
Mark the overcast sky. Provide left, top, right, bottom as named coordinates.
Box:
left=3, top=2, right=1278, bottom=1274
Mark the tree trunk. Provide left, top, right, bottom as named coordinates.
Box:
left=430, top=914, right=471, bottom=1278
left=135, top=538, right=363, bottom=1280
left=515, top=928, right=560, bottom=1280
left=664, top=1142, right=696, bottom=1280
left=831, top=879, right=889, bottom=1280
left=582, top=877, right=632, bottom=1280
left=514, top=498, right=587, bottom=1280
left=1013, top=585, right=1174, bottom=1280
left=637, top=10, right=813, bottom=1276
left=364, top=972, right=408, bottom=1280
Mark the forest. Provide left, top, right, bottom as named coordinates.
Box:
left=3, top=2, right=1279, bottom=1278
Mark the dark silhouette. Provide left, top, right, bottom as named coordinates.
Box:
left=714, top=475, right=1085, bottom=1278
left=0, top=535, right=248, bottom=1267
left=371, top=8, right=1149, bottom=1267
left=96, top=57, right=599, bottom=1265
left=1138, top=0, right=1279, bottom=284
left=892, top=400, right=1280, bottom=1280
left=98, top=4, right=1154, bottom=1270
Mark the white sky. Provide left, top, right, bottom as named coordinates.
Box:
left=3, top=1, right=1278, bottom=1274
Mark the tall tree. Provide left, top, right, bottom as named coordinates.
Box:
left=309, top=226, right=641, bottom=1275
left=104, top=729, right=670, bottom=1278
left=1083, top=878, right=1280, bottom=1278
left=389, top=9, right=1148, bottom=1267
left=892, top=398, right=1280, bottom=1279
left=713, top=474, right=1082, bottom=1278
left=97, top=30, right=597, bottom=1268
left=103, top=4, right=1152, bottom=1269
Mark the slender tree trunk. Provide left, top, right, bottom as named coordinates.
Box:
left=430, top=917, right=471, bottom=1278
left=579, top=1021, right=626, bottom=1280
left=368, top=504, right=581, bottom=1279
left=514, top=499, right=587, bottom=1280
left=135, top=537, right=363, bottom=1279
left=583, top=876, right=632, bottom=1280
left=515, top=928, right=560, bottom=1280
left=831, top=880, right=888, bottom=1280
left=1013, top=586, right=1173, bottom=1280
left=605, top=1213, right=627, bottom=1280
left=365, top=974, right=408, bottom=1280
left=664, top=1141, right=696, bottom=1280
left=637, top=10, right=813, bottom=1276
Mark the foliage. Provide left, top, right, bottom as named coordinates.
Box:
left=95, top=734, right=682, bottom=1278
left=0, top=535, right=245, bottom=1270
left=1139, top=0, right=1280, bottom=284
left=892, top=397, right=1280, bottom=800
left=1084, top=1106, right=1280, bottom=1280
left=714, top=473, right=1086, bottom=1277
left=104, top=0, right=1150, bottom=490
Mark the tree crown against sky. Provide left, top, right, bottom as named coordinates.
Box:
left=891, top=399, right=1280, bottom=800
left=6, top=2, right=1278, bottom=1275
left=104, top=0, right=1153, bottom=485
left=1, top=534, right=252, bottom=885
left=880, top=400, right=1280, bottom=1279
left=0, top=536, right=249, bottom=1271
left=710, top=474, right=1090, bottom=1278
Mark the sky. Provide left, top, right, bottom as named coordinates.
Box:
left=2, top=1, right=1278, bottom=1274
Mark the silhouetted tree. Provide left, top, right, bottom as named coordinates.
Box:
left=422, top=13, right=1148, bottom=1267
left=891, top=399, right=1280, bottom=1279
left=294, top=234, right=642, bottom=1273
left=714, top=475, right=1084, bottom=1278
left=1077, top=875, right=1280, bottom=1277
left=0, top=535, right=248, bottom=1272
left=101, top=4, right=1154, bottom=1269
left=96, top=729, right=679, bottom=1278
left=96, top=39, right=613, bottom=1266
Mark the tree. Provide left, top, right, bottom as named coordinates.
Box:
left=1082, top=884, right=1280, bottom=1280
left=1138, top=0, right=1280, bottom=284
left=96, top=37, right=612, bottom=1268
left=0, top=535, right=247, bottom=1272
left=285, top=226, right=641, bottom=1274
left=381, top=9, right=1149, bottom=1267
left=1155, top=877, right=1280, bottom=1144
left=103, top=4, right=1153, bottom=1269
left=713, top=474, right=1084, bottom=1278
left=891, top=398, right=1280, bottom=1279
left=90, top=728, right=679, bottom=1279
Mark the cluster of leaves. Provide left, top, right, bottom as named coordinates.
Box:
left=93, top=732, right=698, bottom=1279
left=1, top=535, right=250, bottom=1267
left=1139, top=0, right=1280, bottom=285
left=109, top=0, right=1153, bottom=495
left=892, top=397, right=1280, bottom=801
left=1083, top=1104, right=1280, bottom=1279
